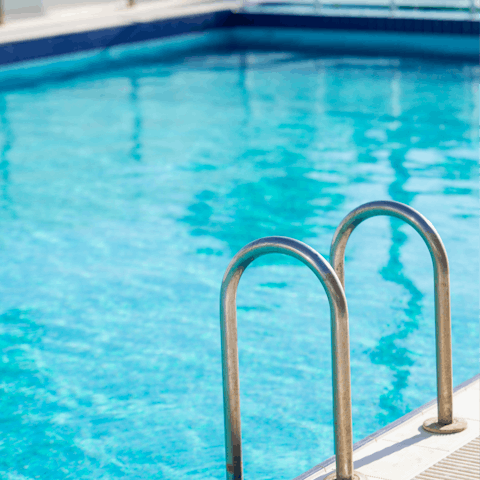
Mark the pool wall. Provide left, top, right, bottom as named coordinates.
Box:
left=0, top=9, right=479, bottom=67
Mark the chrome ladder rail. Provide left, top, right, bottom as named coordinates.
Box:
left=220, top=236, right=366, bottom=480
left=330, top=200, right=467, bottom=434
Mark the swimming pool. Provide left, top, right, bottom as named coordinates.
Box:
left=0, top=29, right=478, bottom=480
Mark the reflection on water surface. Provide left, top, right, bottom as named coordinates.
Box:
left=0, top=46, right=478, bottom=480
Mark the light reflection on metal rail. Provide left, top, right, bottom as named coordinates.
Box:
left=220, top=236, right=366, bottom=480
left=330, top=200, right=467, bottom=434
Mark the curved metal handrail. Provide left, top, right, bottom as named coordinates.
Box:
left=220, top=236, right=365, bottom=480
left=330, top=200, right=466, bottom=434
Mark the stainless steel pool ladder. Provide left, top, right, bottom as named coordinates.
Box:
left=220, top=203, right=467, bottom=480
left=220, top=236, right=366, bottom=480
left=330, top=200, right=467, bottom=435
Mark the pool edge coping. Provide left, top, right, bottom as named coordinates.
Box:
left=293, top=372, right=480, bottom=480
left=0, top=4, right=479, bottom=67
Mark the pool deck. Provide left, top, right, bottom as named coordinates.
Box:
left=1, top=0, right=478, bottom=46
left=0, top=0, right=238, bottom=46
left=245, top=0, right=480, bottom=21
left=295, top=375, right=480, bottom=480
left=0, top=0, right=478, bottom=67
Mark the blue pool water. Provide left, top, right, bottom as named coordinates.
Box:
left=0, top=30, right=478, bottom=480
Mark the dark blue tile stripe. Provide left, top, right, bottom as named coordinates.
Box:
left=0, top=11, right=231, bottom=66
left=230, top=12, right=480, bottom=35
left=0, top=9, right=478, bottom=67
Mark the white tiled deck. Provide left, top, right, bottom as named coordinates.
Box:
left=1, top=0, right=478, bottom=50
left=0, top=0, right=239, bottom=46
left=297, top=376, right=479, bottom=480
left=245, top=1, right=480, bottom=21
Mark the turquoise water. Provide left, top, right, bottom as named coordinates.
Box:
left=0, top=31, right=478, bottom=480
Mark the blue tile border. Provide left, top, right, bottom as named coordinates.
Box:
left=0, top=30, right=234, bottom=92
left=230, top=12, right=480, bottom=36
left=0, top=11, right=231, bottom=66
left=0, top=9, right=478, bottom=67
